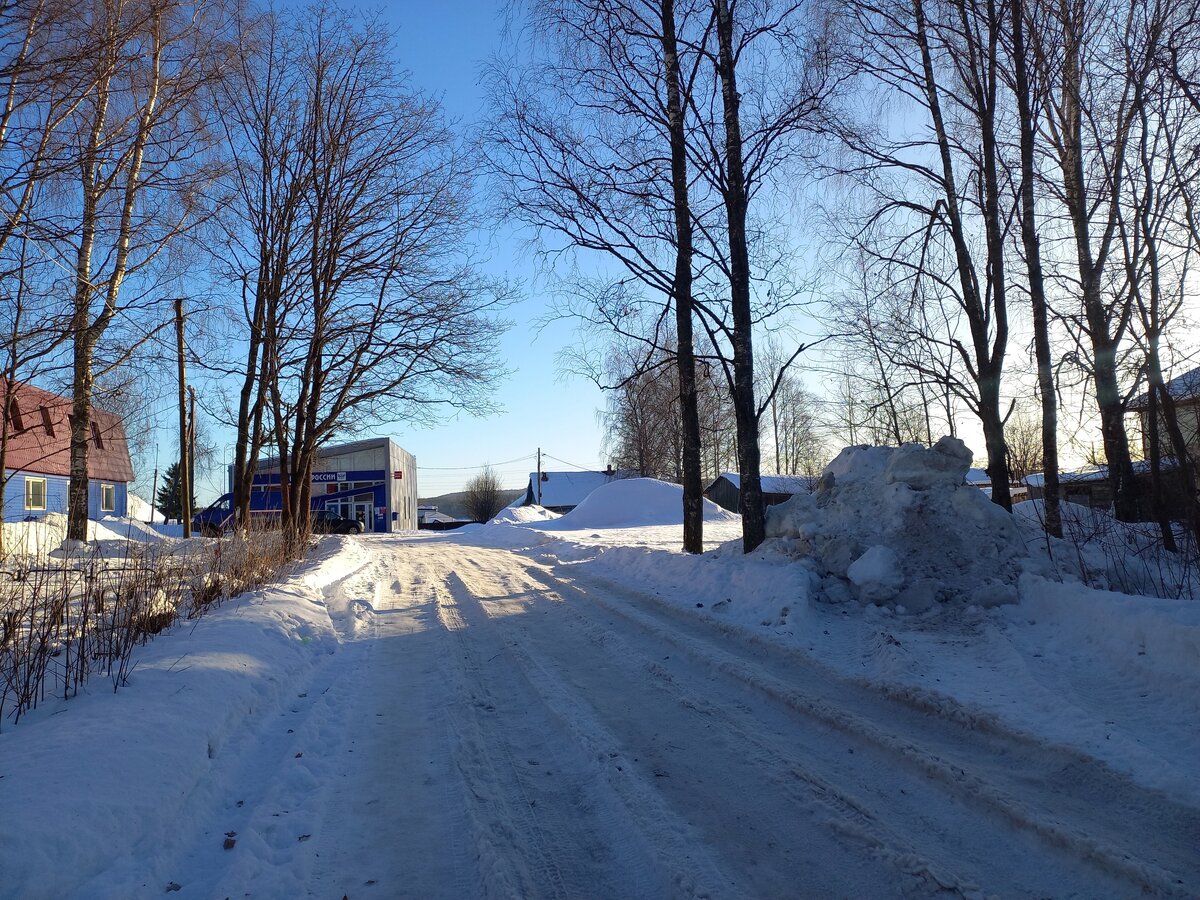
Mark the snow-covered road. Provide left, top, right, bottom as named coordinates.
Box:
left=105, top=533, right=1197, bottom=899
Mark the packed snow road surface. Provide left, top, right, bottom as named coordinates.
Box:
left=5, top=527, right=1197, bottom=899
left=138, top=535, right=1196, bottom=898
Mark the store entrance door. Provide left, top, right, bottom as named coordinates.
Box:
left=352, top=500, right=373, bottom=531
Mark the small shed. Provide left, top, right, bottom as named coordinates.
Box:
left=1026, top=459, right=1186, bottom=520
left=703, top=472, right=817, bottom=514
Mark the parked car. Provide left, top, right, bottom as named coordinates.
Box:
left=311, top=509, right=365, bottom=535
left=193, top=495, right=235, bottom=537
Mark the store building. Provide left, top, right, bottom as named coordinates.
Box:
left=249, top=438, right=417, bottom=532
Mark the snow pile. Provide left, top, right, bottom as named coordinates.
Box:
left=766, top=437, right=1031, bottom=610
left=2, top=512, right=134, bottom=555
left=546, top=477, right=738, bottom=530
left=129, top=492, right=165, bottom=523
left=100, top=515, right=184, bottom=543
left=2, top=513, right=185, bottom=556
left=490, top=504, right=561, bottom=525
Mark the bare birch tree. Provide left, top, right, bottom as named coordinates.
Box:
left=51, top=0, right=227, bottom=542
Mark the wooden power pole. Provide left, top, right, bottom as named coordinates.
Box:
left=175, top=298, right=192, bottom=538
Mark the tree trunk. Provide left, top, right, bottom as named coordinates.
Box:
left=714, top=0, right=766, bottom=552
left=1055, top=0, right=1138, bottom=520
left=1147, top=339, right=1200, bottom=547
left=662, top=0, right=704, bottom=554
left=973, top=0, right=1012, bottom=511
left=912, top=0, right=1010, bottom=510
left=1012, top=0, right=1061, bottom=537
left=68, top=335, right=95, bottom=542
left=233, top=274, right=267, bottom=534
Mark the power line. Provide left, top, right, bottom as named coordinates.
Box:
left=416, top=453, right=536, bottom=471
left=543, top=452, right=607, bottom=471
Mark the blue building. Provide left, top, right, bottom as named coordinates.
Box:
left=245, top=438, right=417, bottom=532
left=2, top=382, right=133, bottom=522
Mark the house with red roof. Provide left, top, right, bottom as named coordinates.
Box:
left=2, top=381, right=134, bottom=521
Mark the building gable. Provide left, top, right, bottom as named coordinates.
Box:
left=1, top=382, right=133, bottom=483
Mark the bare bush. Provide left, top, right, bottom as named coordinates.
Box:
left=463, top=466, right=506, bottom=523
left=0, top=532, right=302, bottom=727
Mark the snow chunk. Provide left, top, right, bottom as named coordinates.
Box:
left=847, top=545, right=904, bottom=603
left=490, top=505, right=560, bottom=525
left=766, top=437, right=1028, bottom=610
left=884, top=436, right=973, bottom=489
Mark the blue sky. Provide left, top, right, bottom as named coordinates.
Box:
left=368, top=1, right=610, bottom=497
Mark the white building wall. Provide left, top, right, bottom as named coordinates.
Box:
left=388, top=443, right=418, bottom=530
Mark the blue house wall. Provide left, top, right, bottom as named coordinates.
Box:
left=3, top=471, right=128, bottom=522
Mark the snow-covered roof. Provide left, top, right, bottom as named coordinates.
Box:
left=965, top=467, right=990, bottom=485
left=1127, top=366, right=1200, bottom=411
left=1025, top=458, right=1179, bottom=487
left=712, top=472, right=817, bottom=494
left=418, top=509, right=462, bottom=524
left=525, top=470, right=633, bottom=509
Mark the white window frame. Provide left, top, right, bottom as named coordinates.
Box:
left=100, top=483, right=115, bottom=513
left=25, top=476, right=46, bottom=511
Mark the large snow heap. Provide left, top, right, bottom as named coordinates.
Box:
left=765, top=437, right=1030, bottom=612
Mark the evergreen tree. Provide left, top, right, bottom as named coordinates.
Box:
left=155, top=462, right=196, bottom=522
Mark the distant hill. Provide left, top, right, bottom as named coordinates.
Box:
left=418, top=488, right=525, bottom=521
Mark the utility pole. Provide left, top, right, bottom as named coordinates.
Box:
left=188, top=385, right=196, bottom=518
left=536, top=447, right=542, bottom=506
left=174, top=298, right=192, bottom=538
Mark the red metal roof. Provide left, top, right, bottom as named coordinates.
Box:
left=1, top=381, right=134, bottom=483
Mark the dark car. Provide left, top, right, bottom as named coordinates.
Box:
left=311, top=509, right=365, bottom=535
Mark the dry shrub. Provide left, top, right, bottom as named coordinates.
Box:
left=0, top=530, right=306, bottom=728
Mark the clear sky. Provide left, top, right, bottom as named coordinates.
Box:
left=384, top=0, right=611, bottom=497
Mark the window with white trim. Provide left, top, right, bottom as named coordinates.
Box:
left=101, top=483, right=115, bottom=512
left=25, top=477, right=46, bottom=511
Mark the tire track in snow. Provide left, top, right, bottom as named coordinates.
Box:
left=434, top=575, right=574, bottom=900
left=446, top=552, right=986, bottom=897
left=437, top=560, right=744, bottom=900
left=449, top=553, right=1040, bottom=897
left=522, top=558, right=1200, bottom=898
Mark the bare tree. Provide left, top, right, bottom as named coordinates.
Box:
left=1004, top=407, right=1043, bottom=484
left=1029, top=0, right=1157, bottom=522
left=1009, top=0, right=1062, bottom=536
left=1115, top=3, right=1200, bottom=547
left=51, top=0, right=228, bottom=542
left=486, top=0, right=712, bottom=552
left=214, top=6, right=307, bottom=534
left=236, top=9, right=508, bottom=540
left=830, top=0, right=1016, bottom=509
left=464, top=466, right=508, bottom=523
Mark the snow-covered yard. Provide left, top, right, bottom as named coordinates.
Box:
left=1, top=452, right=1197, bottom=897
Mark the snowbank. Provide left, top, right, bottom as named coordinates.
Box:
left=129, top=493, right=166, bottom=523
left=0, top=537, right=372, bottom=897
left=1013, top=499, right=1197, bottom=599
left=766, top=438, right=1033, bottom=610
left=2, top=512, right=138, bottom=556
left=544, top=477, right=738, bottom=530
left=515, top=496, right=1200, bottom=804
left=2, top=512, right=184, bottom=557
left=100, top=515, right=185, bottom=543
left=489, top=504, right=561, bottom=525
